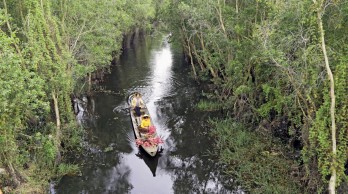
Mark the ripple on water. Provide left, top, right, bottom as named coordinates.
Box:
left=55, top=34, right=236, bottom=194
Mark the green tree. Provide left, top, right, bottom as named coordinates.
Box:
left=1, top=0, right=159, bottom=192
left=1, top=0, right=76, bottom=191
left=163, top=0, right=348, bottom=192
left=0, top=8, right=48, bottom=188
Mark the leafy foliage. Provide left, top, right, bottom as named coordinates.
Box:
left=210, top=119, right=301, bottom=193
left=164, top=0, right=348, bottom=192
left=0, top=0, right=158, bottom=192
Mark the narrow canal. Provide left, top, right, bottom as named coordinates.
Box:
left=55, top=35, right=234, bottom=194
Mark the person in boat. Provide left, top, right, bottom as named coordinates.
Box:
left=139, top=114, right=151, bottom=133
left=131, top=93, right=144, bottom=125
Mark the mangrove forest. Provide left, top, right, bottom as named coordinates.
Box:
left=0, top=0, right=347, bottom=193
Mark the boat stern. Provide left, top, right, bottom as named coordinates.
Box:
left=142, top=146, right=158, bottom=157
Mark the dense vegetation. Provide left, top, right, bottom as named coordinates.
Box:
left=1, top=0, right=347, bottom=193
left=0, top=0, right=156, bottom=192
left=163, top=0, right=347, bottom=193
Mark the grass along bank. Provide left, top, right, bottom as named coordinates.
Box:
left=210, top=118, right=301, bottom=193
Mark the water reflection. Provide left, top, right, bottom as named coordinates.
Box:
left=135, top=149, right=161, bottom=177
left=56, top=35, right=234, bottom=193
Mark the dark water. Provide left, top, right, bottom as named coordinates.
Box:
left=56, top=35, right=235, bottom=194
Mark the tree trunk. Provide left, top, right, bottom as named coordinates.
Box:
left=6, top=162, right=21, bottom=188
left=134, top=27, right=140, bottom=43
left=314, top=0, right=337, bottom=193
left=52, top=91, right=62, bottom=165
left=88, top=73, right=92, bottom=93
left=198, top=33, right=207, bottom=71
left=186, top=39, right=197, bottom=79
left=236, top=0, right=239, bottom=13
left=125, top=33, right=132, bottom=49
left=190, top=38, right=205, bottom=71
left=3, top=0, right=22, bottom=57
left=216, top=0, right=233, bottom=63
left=216, top=0, right=227, bottom=37
left=52, top=91, right=61, bottom=131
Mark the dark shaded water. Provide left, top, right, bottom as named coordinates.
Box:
left=56, top=35, right=234, bottom=194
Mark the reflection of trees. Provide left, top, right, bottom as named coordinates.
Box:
left=77, top=162, right=132, bottom=193
left=73, top=96, right=97, bottom=128
left=160, top=149, right=234, bottom=194
left=78, top=94, right=134, bottom=154
left=155, top=89, right=235, bottom=193
left=155, top=140, right=235, bottom=194
left=93, top=162, right=132, bottom=193
left=58, top=152, right=133, bottom=193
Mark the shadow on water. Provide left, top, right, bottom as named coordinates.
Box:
left=135, top=148, right=162, bottom=177
left=55, top=34, right=239, bottom=194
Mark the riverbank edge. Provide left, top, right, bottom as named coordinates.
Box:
left=0, top=29, right=153, bottom=194
left=209, top=118, right=302, bottom=193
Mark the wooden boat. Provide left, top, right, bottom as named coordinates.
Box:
left=128, top=92, right=159, bottom=157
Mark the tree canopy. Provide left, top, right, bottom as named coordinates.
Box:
left=0, top=0, right=347, bottom=193
left=163, top=0, right=347, bottom=193
left=0, top=0, right=158, bottom=192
